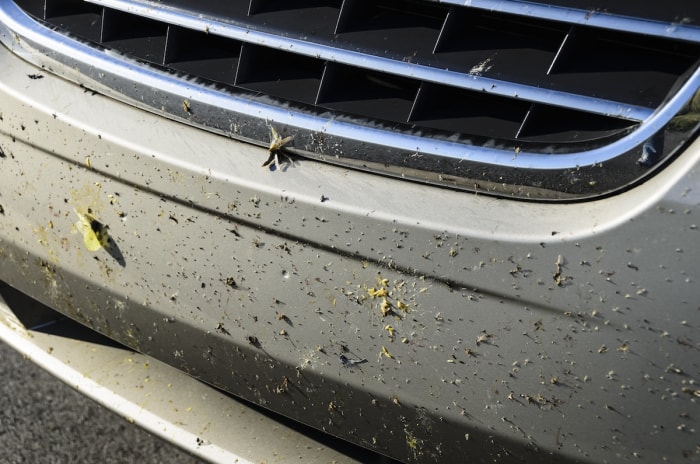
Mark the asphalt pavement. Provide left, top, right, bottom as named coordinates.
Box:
left=0, top=341, right=205, bottom=464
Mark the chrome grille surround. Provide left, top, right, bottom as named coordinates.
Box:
left=2, top=0, right=700, bottom=200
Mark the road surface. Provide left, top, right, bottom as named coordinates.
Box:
left=0, top=341, right=205, bottom=464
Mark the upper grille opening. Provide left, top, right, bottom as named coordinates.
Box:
left=165, top=27, right=241, bottom=86
left=548, top=27, right=699, bottom=108
left=319, top=65, right=420, bottom=123
left=236, top=44, right=325, bottom=105
left=102, top=9, right=168, bottom=63
left=434, top=10, right=567, bottom=84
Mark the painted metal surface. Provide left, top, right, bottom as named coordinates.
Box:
left=0, top=283, right=365, bottom=464
left=0, top=29, right=698, bottom=463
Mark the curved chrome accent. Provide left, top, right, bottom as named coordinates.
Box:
left=1, top=0, right=698, bottom=200
left=88, top=0, right=652, bottom=121
left=438, top=0, right=700, bottom=43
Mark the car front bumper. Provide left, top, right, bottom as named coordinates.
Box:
left=0, top=34, right=699, bottom=463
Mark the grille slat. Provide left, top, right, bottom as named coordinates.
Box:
left=102, top=8, right=167, bottom=63
left=165, top=27, right=241, bottom=85
left=516, top=104, right=636, bottom=143
left=236, top=44, right=324, bottom=105
left=64, top=0, right=661, bottom=123
left=6, top=0, right=700, bottom=200
left=409, top=83, right=531, bottom=139
left=44, top=0, right=102, bottom=41
left=547, top=26, right=700, bottom=108
left=318, top=64, right=419, bottom=123
left=434, top=8, right=567, bottom=83
left=436, top=0, right=700, bottom=40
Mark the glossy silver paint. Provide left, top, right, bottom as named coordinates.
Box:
left=0, top=33, right=698, bottom=463
left=0, top=283, right=363, bottom=464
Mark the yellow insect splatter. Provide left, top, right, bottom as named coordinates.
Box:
left=380, top=346, right=393, bottom=359
left=380, top=297, right=392, bottom=317
left=367, top=287, right=388, bottom=298
left=74, top=209, right=110, bottom=251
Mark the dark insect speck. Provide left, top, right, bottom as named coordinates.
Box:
left=89, top=219, right=104, bottom=234
left=339, top=355, right=367, bottom=368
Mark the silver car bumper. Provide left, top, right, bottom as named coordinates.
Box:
left=0, top=16, right=699, bottom=463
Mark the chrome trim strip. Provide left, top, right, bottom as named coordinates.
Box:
left=1, top=0, right=698, bottom=199
left=87, top=0, right=653, bottom=121
left=438, top=0, right=700, bottom=43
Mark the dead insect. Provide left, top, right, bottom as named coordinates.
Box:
left=553, top=254, right=571, bottom=286
left=367, top=287, right=388, bottom=298
left=339, top=354, right=367, bottom=368
left=215, top=323, right=230, bottom=336
left=182, top=99, right=192, bottom=114
left=380, top=298, right=393, bottom=317
left=262, top=126, right=294, bottom=169
left=274, top=376, right=289, bottom=394
left=74, top=209, right=111, bottom=251
left=246, top=335, right=260, bottom=347
left=380, top=346, right=394, bottom=359
left=476, top=333, right=493, bottom=346
left=27, top=73, right=44, bottom=80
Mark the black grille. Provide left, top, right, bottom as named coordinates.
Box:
left=15, top=0, right=700, bottom=149
left=7, top=0, right=700, bottom=200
